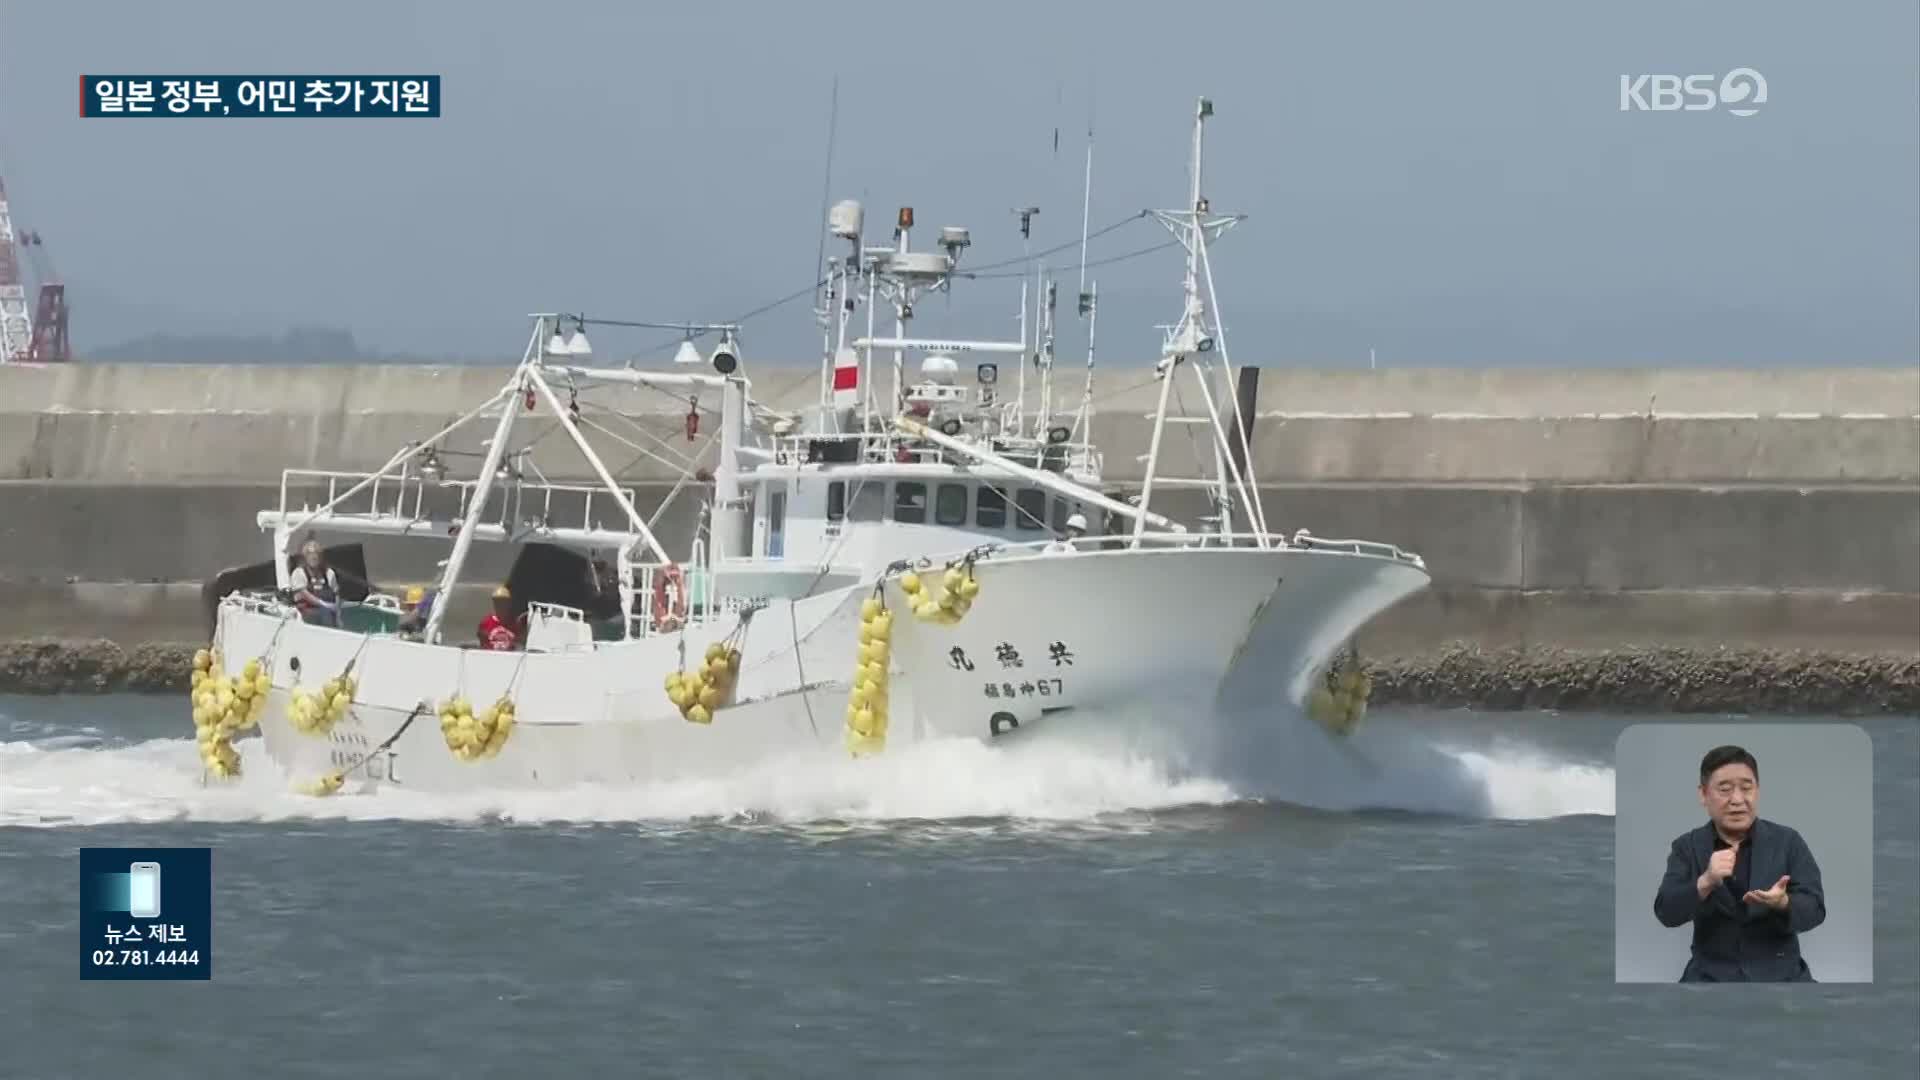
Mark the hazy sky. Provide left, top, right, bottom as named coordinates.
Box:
left=2, top=0, right=1915, bottom=367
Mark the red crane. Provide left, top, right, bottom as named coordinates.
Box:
left=0, top=176, right=71, bottom=363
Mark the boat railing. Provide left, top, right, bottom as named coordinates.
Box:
left=624, top=539, right=710, bottom=640
left=222, top=590, right=295, bottom=617
left=525, top=601, right=595, bottom=653
left=891, top=529, right=1424, bottom=568
left=1288, top=531, right=1425, bottom=567
left=526, top=600, right=585, bottom=623
left=691, top=536, right=711, bottom=623
left=767, top=428, right=1103, bottom=480
left=275, top=468, right=640, bottom=538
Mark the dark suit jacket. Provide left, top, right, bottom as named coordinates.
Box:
left=1653, top=817, right=1826, bottom=982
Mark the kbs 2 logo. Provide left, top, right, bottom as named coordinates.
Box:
left=1619, top=68, right=1767, bottom=117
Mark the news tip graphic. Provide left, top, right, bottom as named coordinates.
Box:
left=80, top=75, right=439, bottom=118
left=79, top=848, right=212, bottom=980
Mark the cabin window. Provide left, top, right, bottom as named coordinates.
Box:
left=1014, top=488, right=1046, bottom=531
left=768, top=488, right=787, bottom=558
left=893, top=482, right=928, bottom=524
left=849, top=481, right=885, bottom=522
left=976, top=486, right=1008, bottom=528
left=827, top=481, right=846, bottom=522
left=1051, top=497, right=1071, bottom=534
left=935, top=483, right=969, bottom=526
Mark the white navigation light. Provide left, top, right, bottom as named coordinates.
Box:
left=673, top=338, right=703, bottom=366
left=939, top=226, right=970, bottom=261
left=566, top=326, right=593, bottom=357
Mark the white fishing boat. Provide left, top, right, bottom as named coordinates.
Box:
left=189, top=97, right=1429, bottom=795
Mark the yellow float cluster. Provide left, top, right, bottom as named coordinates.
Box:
left=298, top=771, right=347, bottom=797
left=844, top=596, right=894, bottom=756
left=665, top=643, right=742, bottom=725
left=438, top=695, right=515, bottom=762
left=189, top=648, right=267, bottom=779
left=1309, top=665, right=1372, bottom=736
left=899, top=563, right=980, bottom=625
left=289, top=673, right=357, bottom=736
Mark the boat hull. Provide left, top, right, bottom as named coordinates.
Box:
left=209, top=543, right=1427, bottom=794
left=885, top=544, right=1428, bottom=740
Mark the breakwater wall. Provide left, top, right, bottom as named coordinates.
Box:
left=1, top=363, right=1915, bottom=658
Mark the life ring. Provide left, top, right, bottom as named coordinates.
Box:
left=652, top=564, right=690, bottom=630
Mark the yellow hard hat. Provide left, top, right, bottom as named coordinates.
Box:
left=404, top=585, right=425, bottom=605
left=492, top=584, right=512, bottom=599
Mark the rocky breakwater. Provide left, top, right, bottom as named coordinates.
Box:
left=4, top=637, right=1914, bottom=715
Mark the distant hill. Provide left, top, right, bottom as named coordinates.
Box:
left=85, top=327, right=401, bottom=363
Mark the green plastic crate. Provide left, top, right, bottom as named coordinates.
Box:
left=338, top=603, right=402, bottom=634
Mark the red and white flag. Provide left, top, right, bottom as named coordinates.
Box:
left=832, top=347, right=859, bottom=408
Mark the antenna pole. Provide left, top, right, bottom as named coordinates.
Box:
left=1078, top=122, right=1093, bottom=301
left=863, top=268, right=877, bottom=438
left=813, top=76, right=839, bottom=410
left=1011, top=206, right=1038, bottom=437
left=1015, top=279, right=1027, bottom=435
left=1037, top=269, right=1055, bottom=433
left=891, top=212, right=909, bottom=421
left=1073, top=120, right=1097, bottom=443
left=1075, top=280, right=1097, bottom=442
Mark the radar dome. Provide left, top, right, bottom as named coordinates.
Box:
left=919, top=353, right=960, bottom=385
left=829, top=200, right=864, bottom=240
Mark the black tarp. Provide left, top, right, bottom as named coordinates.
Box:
left=198, top=543, right=375, bottom=640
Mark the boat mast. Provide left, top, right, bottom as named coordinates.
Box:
left=1141, top=96, right=1266, bottom=545
left=862, top=262, right=877, bottom=436
left=1185, top=101, right=1232, bottom=539
left=891, top=207, right=910, bottom=421
left=421, top=320, right=539, bottom=644
left=826, top=201, right=861, bottom=434
left=1012, top=206, right=1037, bottom=438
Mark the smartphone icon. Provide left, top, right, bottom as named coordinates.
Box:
left=128, top=862, right=162, bottom=919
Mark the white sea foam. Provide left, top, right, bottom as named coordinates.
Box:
left=0, top=702, right=1613, bottom=828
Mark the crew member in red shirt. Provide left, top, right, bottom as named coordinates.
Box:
left=477, top=584, right=522, bottom=651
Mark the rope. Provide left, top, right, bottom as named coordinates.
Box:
left=642, top=426, right=723, bottom=532
left=342, top=629, right=375, bottom=673
left=789, top=598, right=818, bottom=738
left=955, top=238, right=1176, bottom=282
left=260, top=611, right=296, bottom=665
left=576, top=402, right=700, bottom=471
left=504, top=646, right=532, bottom=698
left=298, top=702, right=427, bottom=796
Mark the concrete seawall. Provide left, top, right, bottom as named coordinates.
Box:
left=6, top=364, right=1918, bottom=485
left=1, top=364, right=1915, bottom=668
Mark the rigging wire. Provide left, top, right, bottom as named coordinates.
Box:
left=580, top=210, right=1159, bottom=361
